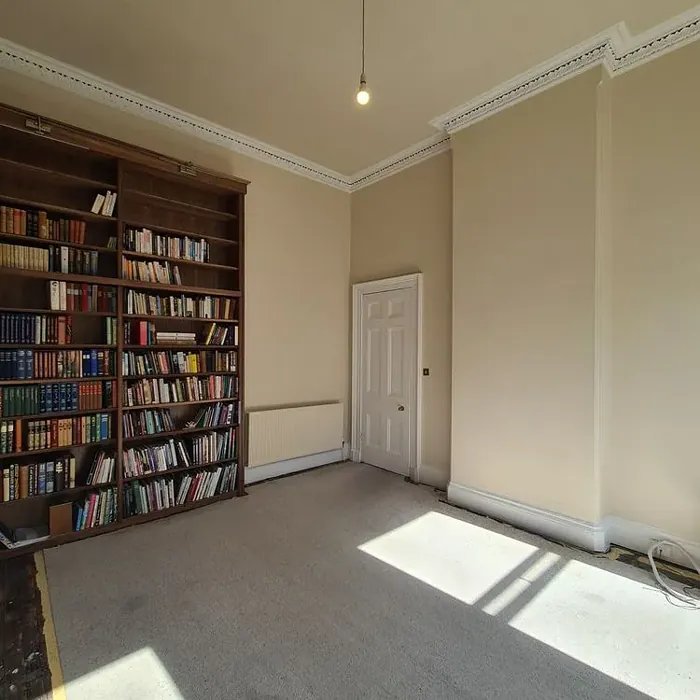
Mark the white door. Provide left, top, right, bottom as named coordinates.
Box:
left=360, top=287, right=416, bottom=475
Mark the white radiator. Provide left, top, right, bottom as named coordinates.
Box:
left=247, top=402, right=344, bottom=469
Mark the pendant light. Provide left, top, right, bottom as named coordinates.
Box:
left=356, top=0, right=370, bottom=105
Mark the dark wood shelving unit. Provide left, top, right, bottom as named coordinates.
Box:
left=122, top=423, right=238, bottom=444
left=0, top=101, right=247, bottom=557
left=0, top=376, right=117, bottom=386
left=121, top=249, right=238, bottom=271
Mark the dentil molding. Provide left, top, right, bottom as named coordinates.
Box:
left=1, top=4, right=700, bottom=192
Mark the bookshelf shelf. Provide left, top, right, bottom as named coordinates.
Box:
left=0, top=101, right=246, bottom=556
left=0, top=481, right=117, bottom=505
left=123, top=397, right=237, bottom=411
left=123, top=314, right=237, bottom=323
left=1, top=406, right=117, bottom=421
left=123, top=457, right=237, bottom=483
left=0, top=345, right=116, bottom=350
left=0, top=307, right=114, bottom=317
left=121, top=249, right=238, bottom=272
left=0, top=440, right=116, bottom=459
left=0, top=267, right=118, bottom=286
left=123, top=189, right=238, bottom=221
left=123, top=423, right=238, bottom=443
left=121, top=278, right=241, bottom=297
left=0, top=376, right=117, bottom=386
left=123, top=344, right=238, bottom=350
left=0, top=194, right=118, bottom=223
left=0, top=156, right=117, bottom=189
left=0, top=231, right=114, bottom=254
left=122, top=219, right=239, bottom=246
left=124, top=372, right=237, bottom=380
left=123, top=489, right=235, bottom=524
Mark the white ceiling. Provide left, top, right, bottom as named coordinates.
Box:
left=0, top=1, right=698, bottom=176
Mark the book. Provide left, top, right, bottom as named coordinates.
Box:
left=91, top=193, right=106, bottom=214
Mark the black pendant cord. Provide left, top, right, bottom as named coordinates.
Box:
left=361, top=0, right=366, bottom=80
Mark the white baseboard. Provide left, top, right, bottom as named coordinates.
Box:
left=604, top=516, right=700, bottom=568
left=417, top=464, right=449, bottom=490
left=245, top=449, right=344, bottom=485
left=447, top=482, right=609, bottom=552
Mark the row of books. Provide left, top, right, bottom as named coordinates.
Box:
left=122, top=408, right=175, bottom=438
left=125, top=290, right=236, bottom=319
left=0, top=313, right=72, bottom=345
left=90, top=191, right=117, bottom=216
left=123, top=375, right=237, bottom=407
left=50, top=247, right=99, bottom=276
left=191, top=428, right=236, bottom=464
left=0, top=380, right=116, bottom=417
left=26, top=414, right=113, bottom=451
left=0, top=349, right=115, bottom=380
left=121, top=349, right=237, bottom=376
left=123, top=227, right=210, bottom=262
left=123, top=438, right=191, bottom=478
left=0, top=420, right=20, bottom=454
left=1, top=455, right=76, bottom=502
left=203, top=323, right=238, bottom=346
left=124, top=322, right=196, bottom=346
left=0, top=243, right=100, bottom=275
left=85, top=451, right=116, bottom=485
left=123, top=463, right=236, bottom=516
left=105, top=317, right=118, bottom=346
left=49, top=281, right=118, bottom=313
left=186, top=402, right=239, bottom=429
left=122, top=258, right=182, bottom=285
left=74, top=486, right=118, bottom=531
left=0, top=206, right=87, bottom=243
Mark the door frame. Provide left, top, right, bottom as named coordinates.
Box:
left=351, top=273, right=423, bottom=481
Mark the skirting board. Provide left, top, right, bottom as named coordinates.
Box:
left=448, top=482, right=700, bottom=567
left=603, top=516, right=700, bottom=569
left=245, top=449, right=344, bottom=485
left=418, top=464, right=449, bottom=490
left=447, top=482, right=609, bottom=552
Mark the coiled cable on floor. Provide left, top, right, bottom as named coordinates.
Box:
left=648, top=540, right=700, bottom=608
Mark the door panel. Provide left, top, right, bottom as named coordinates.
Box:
left=360, top=287, right=416, bottom=475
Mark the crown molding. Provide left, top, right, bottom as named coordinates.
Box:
left=349, top=133, right=451, bottom=192
left=1, top=6, right=700, bottom=194
left=431, top=6, right=700, bottom=134
left=0, top=38, right=353, bottom=192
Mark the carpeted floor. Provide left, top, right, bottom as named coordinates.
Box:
left=43, top=463, right=699, bottom=700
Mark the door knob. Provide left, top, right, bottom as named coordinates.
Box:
left=397, top=405, right=405, bottom=411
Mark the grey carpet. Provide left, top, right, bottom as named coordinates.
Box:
left=44, top=463, right=672, bottom=700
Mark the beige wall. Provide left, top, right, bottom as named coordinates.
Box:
left=0, top=69, right=351, bottom=428
left=607, top=42, right=700, bottom=540
left=451, top=70, right=600, bottom=522
left=351, top=152, right=453, bottom=486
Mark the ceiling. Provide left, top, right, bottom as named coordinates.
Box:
left=0, top=1, right=698, bottom=176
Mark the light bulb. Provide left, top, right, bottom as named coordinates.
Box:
left=356, top=87, right=370, bottom=105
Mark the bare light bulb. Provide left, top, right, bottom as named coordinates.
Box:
left=356, top=77, right=370, bottom=106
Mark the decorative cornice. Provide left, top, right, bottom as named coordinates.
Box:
left=1, top=5, right=700, bottom=193
left=0, top=38, right=353, bottom=192
left=431, top=6, right=700, bottom=134
left=349, top=133, right=451, bottom=192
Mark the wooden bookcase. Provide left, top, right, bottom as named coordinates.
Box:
left=0, top=103, right=247, bottom=557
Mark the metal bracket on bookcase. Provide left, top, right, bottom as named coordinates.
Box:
left=179, top=162, right=197, bottom=177
left=24, top=116, right=52, bottom=136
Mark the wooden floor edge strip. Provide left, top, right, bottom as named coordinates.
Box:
left=34, top=552, right=67, bottom=700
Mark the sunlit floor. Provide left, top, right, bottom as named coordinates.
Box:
left=44, top=463, right=698, bottom=700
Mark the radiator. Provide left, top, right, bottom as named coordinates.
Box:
left=247, top=402, right=344, bottom=468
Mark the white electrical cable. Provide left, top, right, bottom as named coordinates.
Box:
left=647, top=540, right=700, bottom=608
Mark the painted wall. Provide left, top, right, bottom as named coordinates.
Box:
left=0, top=68, right=351, bottom=432
left=607, top=41, right=700, bottom=541
left=351, top=152, right=453, bottom=487
left=451, top=70, right=600, bottom=522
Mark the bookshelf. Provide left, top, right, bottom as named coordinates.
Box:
left=0, top=102, right=247, bottom=556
